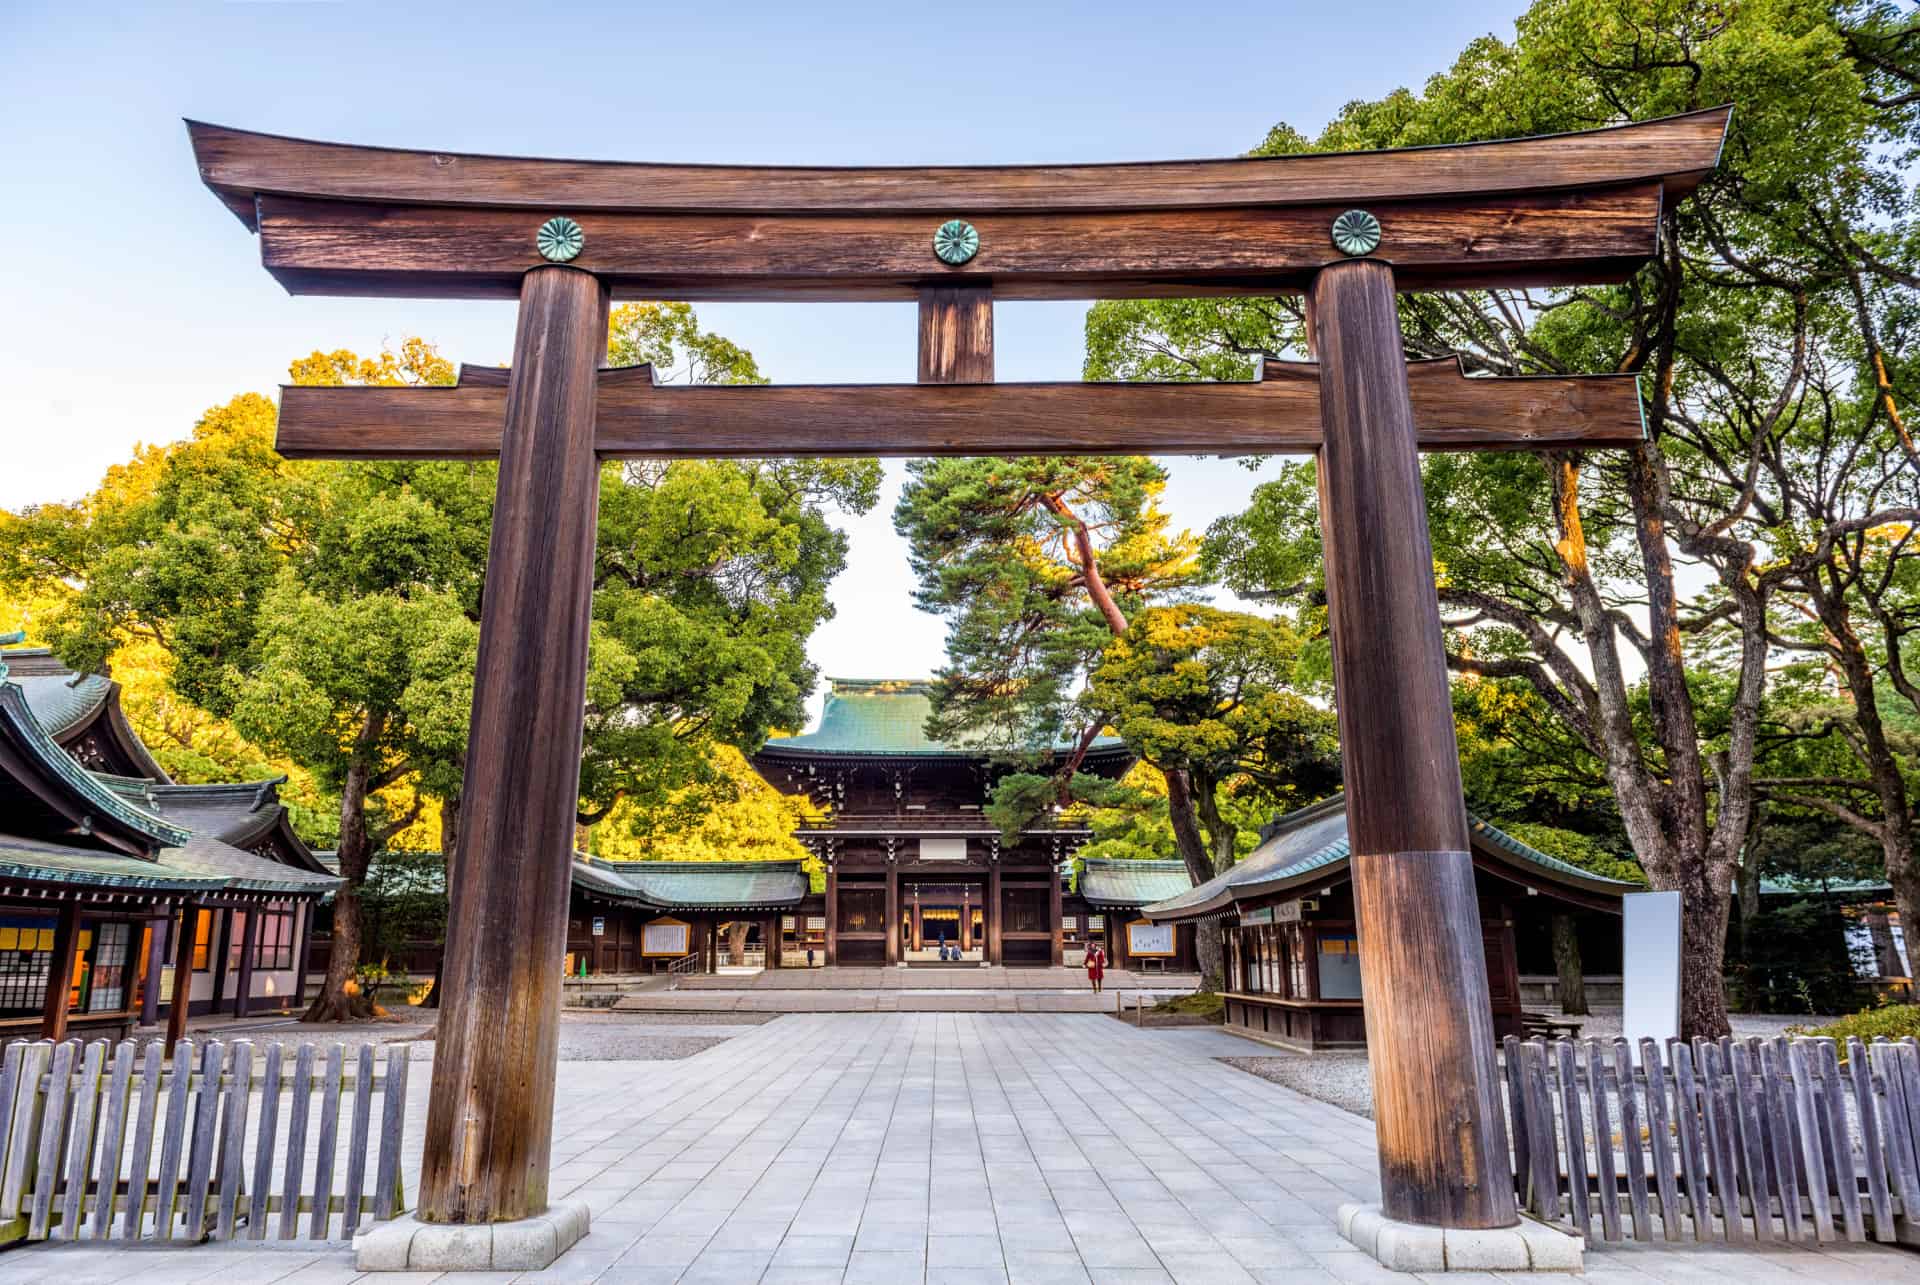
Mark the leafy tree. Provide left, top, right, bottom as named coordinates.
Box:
left=1087, top=0, right=1920, bottom=1037
left=1082, top=605, right=1340, bottom=986
left=579, top=304, right=881, bottom=833
left=894, top=456, right=1196, bottom=756
left=4, top=304, right=879, bottom=1020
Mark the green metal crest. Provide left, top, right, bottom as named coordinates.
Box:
left=932, top=219, right=979, bottom=266
left=0, top=630, right=20, bottom=682
left=1331, top=209, right=1381, bottom=257
left=536, top=216, right=585, bottom=263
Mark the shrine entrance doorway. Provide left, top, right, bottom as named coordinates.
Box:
left=905, top=880, right=984, bottom=964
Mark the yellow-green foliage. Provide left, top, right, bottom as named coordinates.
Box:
left=1790, top=1004, right=1920, bottom=1055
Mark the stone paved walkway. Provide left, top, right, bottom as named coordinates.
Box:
left=10, top=1013, right=1920, bottom=1283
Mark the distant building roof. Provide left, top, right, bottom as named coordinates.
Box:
left=0, top=680, right=335, bottom=899
left=91, top=774, right=336, bottom=878
left=317, top=850, right=812, bottom=913
left=576, top=858, right=810, bottom=911
left=1758, top=876, right=1892, bottom=899
left=756, top=678, right=1128, bottom=760
left=2, top=646, right=170, bottom=781
left=1144, top=794, right=1639, bottom=922
left=1078, top=858, right=1192, bottom=908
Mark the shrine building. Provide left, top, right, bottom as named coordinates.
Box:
left=751, top=678, right=1189, bottom=968
left=0, top=642, right=338, bottom=1042
left=1143, top=794, right=1635, bottom=1050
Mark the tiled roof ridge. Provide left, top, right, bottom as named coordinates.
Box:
left=587, top=856, right=807, bottom=872
left=94, top=774, right=286, bottom=813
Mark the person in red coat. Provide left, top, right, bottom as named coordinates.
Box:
left=1085, top=941, right=1107, bottom=994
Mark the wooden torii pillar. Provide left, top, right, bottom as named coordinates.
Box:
left=188, top=108, right=1725, bottom=1236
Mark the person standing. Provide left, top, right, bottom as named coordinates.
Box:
left=1085, top=940, right=1107, bottom=994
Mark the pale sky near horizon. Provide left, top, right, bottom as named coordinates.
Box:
left=1, top=0, right=1532, bottom=725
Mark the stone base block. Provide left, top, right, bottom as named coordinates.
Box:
left=353, top=1201, right=590, bottom=1272
left=1337, top=1203, right=1583, bottom=1273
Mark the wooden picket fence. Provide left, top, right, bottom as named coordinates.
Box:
left=1502, top=1033, right=1920, bottom=1245
left=0, top=1037, right=411, bottom=1245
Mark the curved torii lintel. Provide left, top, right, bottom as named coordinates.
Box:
left=187, top=109, right=1729, bottom=301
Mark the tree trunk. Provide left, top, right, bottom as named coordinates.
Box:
left=1165, top=768, right=1224, bottom=990
left=304, top=718, right=381, bottom=1022
left=1550, top=914, right=1588, bottom=1016
left=727, top=920, right=748, bottom=966
left=1736, top=805, right=1766, bottom=948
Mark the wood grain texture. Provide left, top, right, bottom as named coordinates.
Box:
left=418, top=265, right=610, bottom=1226
left=250, top=185, right=1662, bottom=301
left=165, top=906, right=194, bottom=1055
left=188, top=109, right=1729, bottom=226
left=1311, top=259, right=1514, bottom=1229
left=275, top=356, right=1643, bottom=460
left=918, top=286, right=993, bottom=383
left=38, top=901, right=78, bottom=1041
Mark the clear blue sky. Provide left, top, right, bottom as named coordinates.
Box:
left=2, top=0, right=1527, bottom=707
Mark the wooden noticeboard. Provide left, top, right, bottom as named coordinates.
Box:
left=1126, top=919, right=1176, bottom=958
left=641, top=917, right=692, bottom=957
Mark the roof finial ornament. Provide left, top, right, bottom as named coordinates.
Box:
left=0, top=630, right=21, bottom=683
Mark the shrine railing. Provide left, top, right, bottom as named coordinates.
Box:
left=795, top=812, right=1089, bottom=834
left=0, top=1037, right=410, bottom=1246
left=1502, top=1033, right=1920, bottom=1245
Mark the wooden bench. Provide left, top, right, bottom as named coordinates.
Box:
left=1521, top=1011, right=1583, bottom=1040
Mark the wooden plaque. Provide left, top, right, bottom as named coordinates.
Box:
left=640, top=917, right=692, bottom=958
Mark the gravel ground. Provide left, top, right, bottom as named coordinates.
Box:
left=1222, top=1050, right=1376, bottom=1118
left=109, top=1009, right=771, bottom=1064
left=1216, top=1008, right=1844, bottom=1122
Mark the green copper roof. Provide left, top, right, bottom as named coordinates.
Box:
left=581, top=858, right=809, bottom=910
left=1079, top=859, right=1192, bottom=908
left=1144, top=795, right=1639, bottom=922
left=4, top=650, right=114, bottom=739
left=0, top=683, right=193, bottom=848
left=0, top=838, right=229, bottom=892
left=314, top=850, right=807, bottom=911
left=759, top=678, right=1127, bottom=759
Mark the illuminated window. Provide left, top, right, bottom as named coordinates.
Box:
left=191, top=910, right=214, bottom=972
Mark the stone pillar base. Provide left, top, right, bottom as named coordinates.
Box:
left=354, top=1201, right=590, bottom=1272
left=1337, top=1203, right=1582, bottom=1273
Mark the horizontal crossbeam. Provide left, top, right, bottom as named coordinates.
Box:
left=251, top=187, right=1664, bottom=302
left=274, top=358, right=1644, bottom=460
left=190, top=111, right=1728, bottom=302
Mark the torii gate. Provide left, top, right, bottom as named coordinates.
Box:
left=188, top=108, right=1726, bottom=1262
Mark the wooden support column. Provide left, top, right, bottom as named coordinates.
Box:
left=166, top=904, right=196, bottom=1054
left=765, top=917, right=781, bottom=969
left=917, top=286, right=994, bottom=383
left=233, top=909, right=259, bottom=1017
left=420, top=264, right=610, bottom=1227
left=959, top=892, right=971, bottom=952
left=207, top=907, right=232, bottom=1012
left=1307, top=258, right=1514, bottom=1230
left=291, top=900, right=313, bottom=1009
left=39, top=902, right=80, bottom=1042
left=1049, top=862, right=1064, bottom=967
left=824, top=868, right=839, bottom=966
left=141, top=917, right=166, bottom=1025
left=885, top=866, right=900, bottom=966
left=910, top=904, right=923, bottom=953
left=987, top=867, right=1003, bottom=966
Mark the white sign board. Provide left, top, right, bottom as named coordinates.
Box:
left=591, top=917, right=605, bottom=937
left=641, top=919, right=692, bottom=957
left=1622, top=891, right=1682, bottom=1046
left=919, top=837, right=967, bottom=862
left=1127, top=920, right=1176, bottom=958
